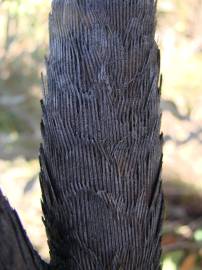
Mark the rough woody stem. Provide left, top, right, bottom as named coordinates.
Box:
left=40, top=0, right=164, bottom=269
left=0, top=190, right=47, bottom=270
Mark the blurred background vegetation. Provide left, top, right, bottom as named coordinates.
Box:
left=0, top=0, right=202, bottom=269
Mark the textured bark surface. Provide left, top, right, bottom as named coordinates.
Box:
left=0, top=1, right=164, bottom=269
left=0, top=190, right=47, bottom=270
left=40, top=0, right=164, bottom=269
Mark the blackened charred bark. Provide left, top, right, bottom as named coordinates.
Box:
left=40, top=0, right=164, bottom=269
left=0, top=190, right=48, bottom=270
left=0, top=1, right=164, bottom=269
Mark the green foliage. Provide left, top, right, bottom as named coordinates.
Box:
left=162, top=251, right=184, bottom=270
left=194, top=229, right=202, bottom=242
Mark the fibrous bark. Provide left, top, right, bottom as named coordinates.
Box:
left=0, top=190, right=47, bottom=270
left=40, top=0, right=164, bottom=269
left=0, top=1, right=164, bottom=269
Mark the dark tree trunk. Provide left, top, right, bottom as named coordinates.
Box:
left=0, top=1, right=164, bottom=269
left=40, top=0, right=164, bottom=269
left=0, top=190, right=47, bottom=270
